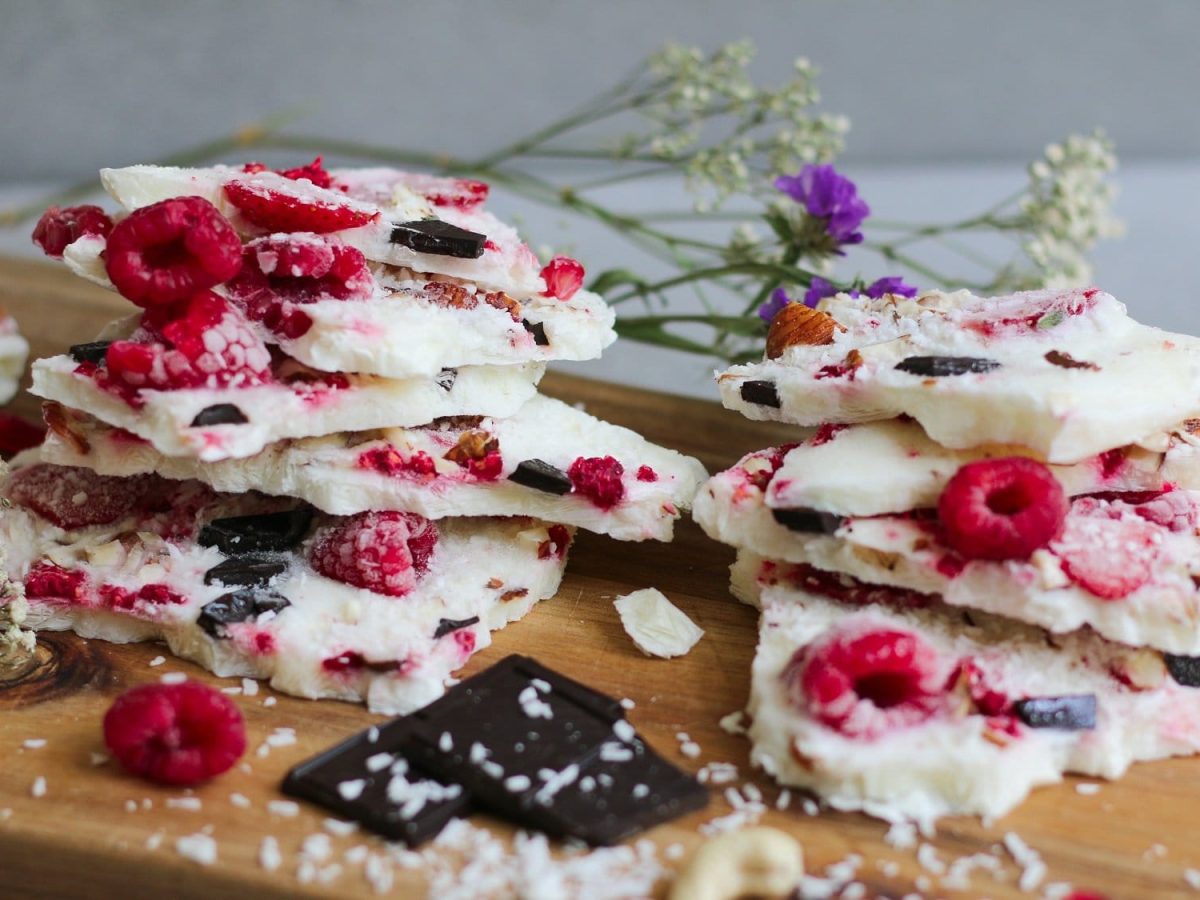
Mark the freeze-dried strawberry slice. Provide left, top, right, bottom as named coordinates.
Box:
left=539, top=255, right=585, bottom=300
left=8, top=463, right=160, bottom=530
left=224, top=178, right=377, bottom=233
left=1052, top=508, right=1161, bottom=600
left=308, top=511, right=438, bottom=597
left=103, top=682, right=246, bottom=785
left=32, top=204, right=113, bottom=258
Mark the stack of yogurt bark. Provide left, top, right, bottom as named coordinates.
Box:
left=5, top=160, right=705, bottom=713
left=695, top=286, right=1200, bottom=824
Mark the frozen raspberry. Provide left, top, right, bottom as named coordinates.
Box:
left=100, top=583, right=187, bottom=611
left=568, top=455, right=626, bottom=509
left=104, top=197, right=242, bottom=307
left=538, top=524, right=572, bottom=560
left=32, top=204, right=113, bottom=258
left=786, top=625, right=946, bottom=738
left=308, top=511, right=438, bottom=597
left=1052, top=507, right=1161, bottom=600
left=103, top=293, right=272, bottom=394
left=103, top=681, right=246, bottom=785
left=8, top=464, right=158, bottom=529
left=0, top=412, right=46, bottom=457
left=278, top=157, right=335, bottom=189
left=357, top=447, right=438, bottom=479
left=539, top=256, right=585, bottom=300
left=424, top=178, right=489, bottom=210
left=937, top=457, right=1067, bottom=561
left=635, top=465, right=658, bottom=483
left=1128, top=489, right=1195, bottom=532
left=224, top=178, right=377, bottom=233
left=24, top=562, right=87, bottom=602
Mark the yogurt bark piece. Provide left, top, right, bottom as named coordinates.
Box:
left=745, top=420, right=1186, bottom=518
left=738, top=564, right=1200, bottom=825
left=98, top=164, right=545, bottom=298
left=0, top=311, right=29, bottom=404
left=1, top=460, right=572, bottom=714
left=697, top=464, right=1200, bottom=653
left=718, top=288, right=1200, bottom=463
left=33, top=339, right=544, bottom=461
left=40, top=394, right=708, bottom=541
left=62, top=231, right=616, bottom=379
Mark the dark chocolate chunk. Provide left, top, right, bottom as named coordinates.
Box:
left=400, top=655, right=707, bottom=845
left=435, top=368, right=458, bottom=391
left=198, top=507, right=314, bottom=555
left=1165, top=654, right=1200, bottom=687
left=1013, top=694, right=1097, bottom=730
left=893, top=356, right=1001, bottom=377
left=508, top=459, right=572, bottom=495
left=203, top=553, right=290, bottom=588
left=68, top=340, right=111, bottom=365
left=740, top=380, right=781, bottom=408
left=390, top=220, right=485, bottom=259
left=282, top=719, right=471, bottom=846
left=771, top=508, right=843, bottom=534
left=189, top=404, right=249, bottom=427
left=197, top=588, right=290, bottom=638
left=522, top=319, right=549, bottom=346
left=433, top=617, right=480, bottom=640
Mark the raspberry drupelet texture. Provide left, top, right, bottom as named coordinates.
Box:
left=1052, top=503, right=1161, bottom=600
left=568, top=455, right=626, bottom=509
left=24, top=562, right=87, bottom=602
left=32, top=204, right=113, bottom=258
left=8, top=464, right=162, bottom=530
left=539, top=255, right=586, bottom=301
left=308, top=511, right=438, bottom=597
left=103, top=197, right=242, bottom=307
left=103, top=682, right=246, bottom=785
left=937, top=457, right=1068, bottom=561
left=787, top=625, right=947, bottom=738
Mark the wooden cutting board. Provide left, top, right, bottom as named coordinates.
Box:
left=0, top=255, right=1195, bottom=899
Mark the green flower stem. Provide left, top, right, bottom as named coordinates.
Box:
left=608, top=261, right=820, bottom=305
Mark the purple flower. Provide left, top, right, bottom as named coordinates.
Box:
left=864, top=276, right=918, bottom=299
left=774, top=164, right=870, bottom=246
left=757, top=288, right=793, bottom=324
left=803, top=276, right=843, bottom=308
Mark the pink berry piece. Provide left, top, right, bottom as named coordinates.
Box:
left=0, top=412, right=46, bottom=457
left=787, top=624, right=947, bottom=738
left=937, top=457, right=1067, bottom=561
left=539, top=255, right=585, bottom=300
left=32, top=204, right=113, bottom=258
left=224, top=177, right=377, bottom=234
left=568, top=455, right=626, bottom=510
left=8, top=464, right=161, bottom=530
left=24, top=561, right=88, bottom=602
left=103, top=682, right=246, bottom=786
left=104, top=197, right=242, bottom=307
left=1052, top=505, right=1161, bottom=600
left=308, top=511, right=438, bottom=597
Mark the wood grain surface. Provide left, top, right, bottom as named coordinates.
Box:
left=0, top=256, right=1196, bottom=899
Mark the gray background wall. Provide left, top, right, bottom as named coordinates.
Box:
left=2, top=1, right=1198, bottom=395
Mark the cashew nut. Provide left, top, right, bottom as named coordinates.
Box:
left=667, top=826, right=804, bottom=900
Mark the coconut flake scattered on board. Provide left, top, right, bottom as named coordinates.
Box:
left=614, top=588, right=704, bottom=658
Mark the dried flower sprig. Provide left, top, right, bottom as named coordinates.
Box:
left=1, top=42, right=1121, bottom=363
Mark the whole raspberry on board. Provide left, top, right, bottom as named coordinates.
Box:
left=308, top=511, right=438, bottom=597
left=787, top=625, right=946, bottom=738
left=568, top=455, right=626, bottom=509
left=539, top=255, right=586, bottom=300
left=8, top=463, right=160, bottom=530
left=103, top=682, right=246, bottom=785
left=32, top=204, right=113, bottom=258
left=224, top=178, right=377, bottom=233
left=937, top=457, right=1067, bottom=561
left=104, top=197, right=242, bottom=307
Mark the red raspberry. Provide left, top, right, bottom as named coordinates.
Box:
left=102, top=682, right=246, bottom=785
left=278, top=157, right=335, bottom=189
left=1052, top=506, right=1160, bottom=600
left=635, top=465, right=658, bottom=483
left=418, top=177, right=489, bottom=210
left=308, top=511, right=438, bottom=597
left=539, top=256, right=585, bottom=300
left=937, top=457, right=1067, bottom=561
left=104, top=197, right=242, bottom=307
left=100, top=583, right=187, bottom=611
left=224, top=177, right=377, bottom=233
left=357, top=447, right=438, bottom=479
left=786, top=625, right=946, bottom=738
left=1127, top=490, right=1195, bottom=533
left=538, top=524, right=572, bottom=560
left=8, top=464, right=158, bottom=530
left=24, top=562, right=87, bottom=602
left=568, top=456, right=626, bottom=509
left=32, top=204, right=113, bottom=257
left=103, top=293, right=272, bottom=394
left=0, top=412, right=46, bottom=457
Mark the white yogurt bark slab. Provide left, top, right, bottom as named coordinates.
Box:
left=1, top=461, right=571, bottom=714
left=40, top=395, right=708, bottom=541
left=738, top=567, right=1200, bottom=825
left=719, top=288, right=1200, bottom=463
left=61, top=232, right=615, bottom=379
left=754, top=420, right=1184, bottom=518
left=99, top=164, right=545, bottom=298
left=32, top=348, right=543, bottom=461
left=0, top=313, right=29, bottom=404
left=697, top=466, right=1200, bottom=652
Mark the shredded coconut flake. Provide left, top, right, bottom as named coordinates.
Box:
left=176, top=833, right=217, bottom=866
